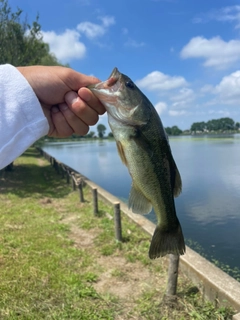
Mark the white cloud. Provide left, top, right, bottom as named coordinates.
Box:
left=170, top=88, right=195, bottom=108
left=77, top=15, right=115, bottom=39
left=200, top=84, right=215, bottom=94
left=215, top=70, right=240, bottom=103
left=77, top=22, right=105, bottom=39
left=180, top=36, right=240, bottom=69
left=154, top=101, right=167, bottom=115
left=41, top=29, right=86, bottom=62
left=215, top=5, right=240, bottom=28
left=40, top=15, right=115, bottom=62
left=169, top=110, right=187, bottom=116
left=136, top=71, right=188, bottom=91
left=193, top=5, right=240, bottom=29
left=200, top=70, right=240, bottom=106
left=99, top=16, right=115, bottom=27
left=208, top=109, right=230, bottom=116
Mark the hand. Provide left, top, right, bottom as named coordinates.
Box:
left=17, top=66, right=105, bottom=137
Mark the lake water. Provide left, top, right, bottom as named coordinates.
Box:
left=42, top=135, right=240, bottom=277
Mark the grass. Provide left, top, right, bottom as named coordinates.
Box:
left=0, top=148, right=235, bottom=319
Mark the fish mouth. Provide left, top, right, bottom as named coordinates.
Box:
left=88, top=67, right=122, bottom=94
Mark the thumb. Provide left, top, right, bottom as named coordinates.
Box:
left=64, top=69, right=101, bottom=90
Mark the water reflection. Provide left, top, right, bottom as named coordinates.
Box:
left=42, top=136, right=240, bottom=270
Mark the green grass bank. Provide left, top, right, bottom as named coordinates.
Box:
left=0, top=148, right=235, bottom=319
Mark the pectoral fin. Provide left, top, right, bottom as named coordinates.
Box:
left=129, top=127, right=154, bottom=159
left=116, top=141, right=128, bottom=166
left=128, top=184, right=152, bottom=214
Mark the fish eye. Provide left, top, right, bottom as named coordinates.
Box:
left=125, top=80, right=135, bottom=89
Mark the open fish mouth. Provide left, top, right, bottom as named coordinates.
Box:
left=88, top=67, right=122, bottom=94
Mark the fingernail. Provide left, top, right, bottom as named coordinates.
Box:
left=79, top=88, right=91, bottom=102
left=59, top=103, right=68, bottom=111
left=52, top=106, right=59, bottom=113
left=65, top=91, right=79, bottom=105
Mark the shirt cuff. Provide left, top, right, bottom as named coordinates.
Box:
left=0, top=64, right=49, bottom=169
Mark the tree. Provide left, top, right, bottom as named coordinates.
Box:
left=206, top=117, right=235, bottom=132
left=191, top=121, right=206, bottom=132
left=97, top=124, right=106, bottom=138
left=86, top=131, right=95, bottom=138
left=0, top=0, right=65, bottom=66
left=165, top=127, right=172, bottom=135
left=219, top=117, right=234, bottom=131
left=171, top=126, right=182, bottom=136
left=206, top=119, right=219, bottom=131
left=165, top=126, right=182, bottom=136
left=108, top=132, right=114, bottom=138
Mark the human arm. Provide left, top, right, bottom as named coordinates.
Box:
left=0, top=64, right=105, bottom=169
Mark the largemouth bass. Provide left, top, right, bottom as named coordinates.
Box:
left=88, top=68, right=185, bottom=259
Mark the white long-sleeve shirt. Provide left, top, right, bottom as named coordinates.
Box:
left=0, top=64, right=49, bottom=169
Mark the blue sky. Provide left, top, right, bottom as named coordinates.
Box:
left=9, top=0, right=240, bottom=131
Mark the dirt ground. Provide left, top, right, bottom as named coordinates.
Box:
left=61, top=213, right=171, bottom=319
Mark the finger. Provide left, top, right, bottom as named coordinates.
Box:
left=65, top=91, right=99, bottom=126
left=78, top=87, right=106, bottom=115
left=51, top=106, right=74, bottom=137
left=59, top=102, right=89, bottom=136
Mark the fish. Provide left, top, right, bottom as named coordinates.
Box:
left=88, top=68, right=185, bottom=259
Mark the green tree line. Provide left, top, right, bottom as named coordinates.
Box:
left=190, top=117, right=239, bottom=133
left=166, top=117, right=239, bottom=136
left=165, top=126, right=183, bottom=136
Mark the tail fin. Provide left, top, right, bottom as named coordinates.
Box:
left=149, top=223, right=185, bottom=259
